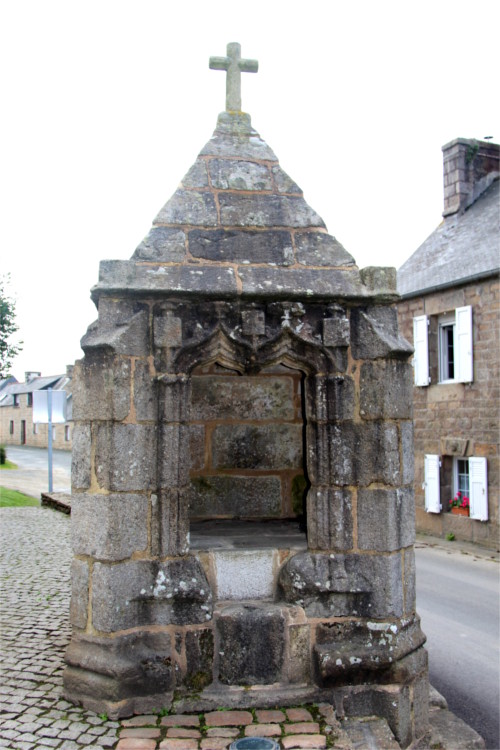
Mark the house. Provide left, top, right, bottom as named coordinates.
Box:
left=0, top=368, right=73, bottom=451
left=397, top=137, right=499, bottom=548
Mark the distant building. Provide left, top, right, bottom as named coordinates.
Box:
left=397, top=138, right=499, bottom=548
left=0, top=368, right=73, bottom=451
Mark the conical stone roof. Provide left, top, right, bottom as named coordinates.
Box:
left=93, top=112, right=397, bottom=302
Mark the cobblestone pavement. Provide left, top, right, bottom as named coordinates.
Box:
left=0, top=508, right=357, bottom=750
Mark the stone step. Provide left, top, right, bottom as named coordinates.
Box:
left=342, top=716, right=400, bottom=749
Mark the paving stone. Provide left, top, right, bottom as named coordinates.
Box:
left=282, top=735, right=327, bottom=749
left=245, top=723, right=282, bottom=736
left=205, top=710, right=253, bottom=726
left=285, top=721, right=320, bottom=733
left=161, top=713, right=201, bottom=727
left=120, top=727, right=162, bottom=738
left=122, top=714, right=159, bottom=727
left=200, top=739, right=233, bottom=750
left=206, top=727, right=239, bottom=737
left=286, top=707, right=314, bottom=722
left=255, top=709, right=286, bottom=723
left=116, top=740, right=157, bottom=750
left=159, top=739, right=199, bottom=749
left=166, top=727, right=202, bottom=738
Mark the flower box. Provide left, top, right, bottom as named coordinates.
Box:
left=451, top=506, right=469, bottom=517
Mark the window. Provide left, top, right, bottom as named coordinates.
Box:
left=65, top=425, right=71, bottom=442
left=33, top=423, right=38, bottom=435
left=13, top=394, right=19, bottom=407
left=424, top=454, right=488, bottom=520
left=9, top=420, right=14, bottom=435
left=413, top=306, right=473, bottom=386
left=438, top=313, right=455, bottom=382
left=454, top=457, right=469, bottom=496
left=27, top=393, right=33, bottom=407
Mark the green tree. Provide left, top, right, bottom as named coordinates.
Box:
left=0, top=274, right=22, bottom=378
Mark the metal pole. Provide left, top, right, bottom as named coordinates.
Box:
left=48, top=388, right=53, bottom=493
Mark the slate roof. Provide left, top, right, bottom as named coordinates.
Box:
left=93, top=112, right=398, bottom=303
left=398, top=178, right=500, bottom=297
left=0, top=374, right=69, bottom=407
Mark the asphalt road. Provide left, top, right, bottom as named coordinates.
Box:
left=415, top=543, right=500, bottom=749
left=1, top=444, right=71, bottom=497
left=1, top=447, right=499, bottom=746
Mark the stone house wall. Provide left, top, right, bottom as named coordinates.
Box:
left=397, top=275, right=499, bottom=546
left=0, top=394, right=73, bottom=451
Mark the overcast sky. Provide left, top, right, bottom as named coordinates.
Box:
left=2, top=0, right=498, bottom=379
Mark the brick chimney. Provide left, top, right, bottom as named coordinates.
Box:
left=442, top=137, right=499, bottom=217
left=25, top=371, right=41, bottom=383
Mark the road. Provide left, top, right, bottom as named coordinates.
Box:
left=0, top=444, right=71, bottom=498
left=416, top=543, right=500, bottom=749
left=1, top=447, right=499, bottom=746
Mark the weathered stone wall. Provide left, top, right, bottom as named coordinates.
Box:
left=397, top=275, right=499, bottom=546
left=189, top=365, right=305, bottom=519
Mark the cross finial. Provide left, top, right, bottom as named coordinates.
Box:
left=209, top=42, right=258, bottom=112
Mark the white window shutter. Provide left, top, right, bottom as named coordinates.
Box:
left=455, top=306, right=473, bottom=383
left=424, top=454, right=441, bottom=513
left=413, top=315, right=429, bottom=386
left=469, top=457, right=488, bottom=521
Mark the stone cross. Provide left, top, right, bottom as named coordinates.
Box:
left=209, top=42, right=258, bottom=112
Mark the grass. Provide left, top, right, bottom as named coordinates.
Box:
left=0, top=487, right=40, bottom=507
left=0, top=459, right=18, bottom=470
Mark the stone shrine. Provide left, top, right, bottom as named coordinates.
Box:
left=64, top=44, right=429, bottom=747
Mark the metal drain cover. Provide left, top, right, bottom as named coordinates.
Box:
left=230, top=739, right=280, bottom=750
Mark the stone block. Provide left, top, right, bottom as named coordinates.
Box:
left=133, top=360, right=157, bottom=422
left=154, top=190, right=218, bottom=226
left=401, top=422, right=414, bottom=485
left=288, top=624, right=311, bottom=683
left=189, top=424, right=205, bottom=471
left=152, top=489, right=190, bottom=557
left=307, top=421, right=400, bottom=487
left=154, top=313, right=183, bottom=349
left=217, top=603, right=285, bottom=685
left=159, top=375, right=191, bottom=423
left=188, top=228, right=294, bottom=265
left=64, top=630, right=175, bottom=703
left=181, top=161, right=209, bottom=188
left=92, top=557, right=212, bottom=632
left=350, top=307, right=413, bottom=360
left=158, top=424, right=191, bottom=488
left=72, top=356, right=131, bottom=422
left=279, top=551, right=404, bottom=619
left=212, top=424, right=302, bottom=470
left=96, top=260, right=238, bottom=297
left=271, top=165, right=301, bottom=193
left=360, top=266, right=397, bottom=292
left=342, top=685, right=412, bottom=748
left=70, top=559, right=89, bottom=629
left=305, top=375, right=354, bottom=423
left=357, top=488, right=415, bottom=551
left=71, top=423, right=91, bottom=490
left=306, top=488, right=353, bottom=551
left=295, top=232, right=355, bottom=267
left=315, top=616, right=426, bottom=682
left=219, top=193, right=325, bottom=228
left=403, top=547, right=417, bottom=615
left=71, top=493, right=149, bottom=561
left=185, top=629, right=214, bottom=691
left=191, top=374, right=295, bottom=421
left=82, top=299, right=150, bottom=357
left=133, top=227, right=187, bottom=262
left=212, top=549, right=277, bottom=599
left=241, top=309, right=265, bottom=335
left=189, top=475, right=282, bottom=518
left=238, top=267, right=365, bottom=300
left=322, top=316, right=351, bottom=347
left=360, top=361, right=413, bottom=419
left=95, top=423, right=157, bottom=491
left=208, top=158, right=272, bottom=191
